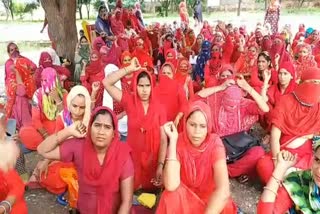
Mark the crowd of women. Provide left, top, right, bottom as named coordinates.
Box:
left=2, top=0, right=320, bottom=213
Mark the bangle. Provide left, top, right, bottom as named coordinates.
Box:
left=263, top=186, right=277, bottom=196
left=158, top=162, right=164, bottom=168
left=0, top=205, right=6, bottom=214
left=272, top=174, right=282, bottom=185
left=91, top=99, right=96, bottom=103
left=271, top=157, right=277, bottom=160
left=166, top=158, right=179, bottom=162
left=1, top=200, right=11, bottom=212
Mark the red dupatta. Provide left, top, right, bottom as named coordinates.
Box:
left=269, top=34, right=292, bottom=69
left=165, top=48, right=178, bottom=68
left=155, top=63, right=187, bottom=121
left=156, top=101, right=237, bottom=214
left=83, top=106, right=131, bottom=214
left=267, top=61, right=297, bottom=107
left=269, top=67, right=320, bottom=137
left=0, top=171, right=9, bottom=201
left=126, top=70, right=164, bottom=190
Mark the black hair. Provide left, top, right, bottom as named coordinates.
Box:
left=136, top=71, right=151, bottom=85
left=92, top=109, right=115, bottom=130
left=126, top=20, right=132, bottom=27
left=98, top=5, right=107, bottom=13
left=258, top=51, right=272, bottom=68
left=79, top=29, right=84, bottom=33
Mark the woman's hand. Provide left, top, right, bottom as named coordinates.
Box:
left=220, top=79, right=235, bottom=90
left=236, top=75, right=251, bottom=92
left=49, top=88, right=61, bottom=104
left=35, top=160, right=49, bottom=180
left=126, top=57, right=141, bottom=74
left=263, top=69, right=272, bottom=84
left=91, top=81, right=101, bottom=93
left=163, top=122, right=178, bottom=142
left=276, top=150, right=297, bottom=172
left=67, top=121, right=87, bottom=138
left=151, top=165, right=163, bottom=187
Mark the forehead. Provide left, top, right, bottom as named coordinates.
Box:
left=188, top=110, right=207, bottom=123
left=138, top=76, right=151, bottom=84
left=93, top=113, right=113, bottom=124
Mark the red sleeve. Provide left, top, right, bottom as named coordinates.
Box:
left=5, top=170, right=25, bottom=200
left=32, top=106, right=43, bottom=130
left=80, top=73, right=91, bottom=92
left=243, top=100, right=264, bottom=116
left=55, top=116, right=65, bottom=131
left=60, top=139, right=80, bottom=162
left=178, top=87, right=188, bottom=114
left=187, top=80, right=194, bottom=100
left=120, top=91, right=132, bottom=111
left=159, top=104, right=167, bottom=126
left=257, top=201, right=274, bottom=214
left=120, top=156, right=134, bottom=180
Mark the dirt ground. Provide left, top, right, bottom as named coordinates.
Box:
left=25, top=124, right=266, bottom=214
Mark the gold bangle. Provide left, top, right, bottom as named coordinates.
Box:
left=263, top=186, right=277, bottom=196
left=166, top=158, right=179, bottom=162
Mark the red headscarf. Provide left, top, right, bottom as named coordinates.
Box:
left=82, top=106, right=131, bottom=213
left=295, top=44, right=318, bottom=80
left=207, top=85, right=259, bottom=137
left=0, top=171, right=9, bottom=201
left=155, top=63, right=187, bottom=121
left=175, top=57, right=191, bottom=84
left=86, top=51, right=103, bottom=75
left=132, top=38, right=153, bottom=68
left=270, top=34, right=292, bottom=68
left=269, top=67, right=320, bottom=138
left=92, top=37, right=105, bottom=52
left=100, top=45, right=121, bottom=67
left=157, top=101, right=237, bottom=213
left=165, top=48, right=178, bottom=68
left=267, top=61, right=297, bottom=106
left=124, top=70, right=164, bottom=190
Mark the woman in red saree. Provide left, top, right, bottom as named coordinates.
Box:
left=182, top=28, right=196, bottom=58
left=0, top=142, right=27, bottom=214
left=269, top=34, right=292, bottom=71
left=103, top=58, right=168, bottom=191
left=191, top=34, right=203, bottom=56
left=132, top=37, right=153, bottom=68
left=37, top=107, right=134, bottom=214
left=200, top=21, right=213, bottom=42
left=29, top=86, right=92, bottom=196
left=294, top=43, right=317, bottom=81
left=198, top=78, right=268, bottom=179
left=81, top=51, right=105, bottom=108
left=5, top=43, right=36, bottom=127
left=204, top=44, right=223, bottom=88
left=164, top=48, right=178, bottom=68
left=100, top=44, right=121, bottom=67
left=155, top=63, right=187, bottom=128
left=19, top=68, right=66, bottom=150
left=179, top=1, right=189, bottom=25
left=175, top=58, right=194, bottom=100
left=234, top=42, right=259, bottom=79
left=256, top=67, right=320, bottom=186
left=156, top=101, right=238, bottom=214
left=110, top=10, right=129, bottom=52
left=35, top=51, right=71, bottom=89
left=120, top=51, right=134, bottom=93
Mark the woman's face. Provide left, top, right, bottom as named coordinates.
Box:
left=186, top=110, right=208, bottom=147
left=278, top=68, right=292, bottom=86
left=312, top=148, right=320, bottom=187
left=197, top=35, right=203, bottom=44
left=162, top=65, right=174, bottom=79
left=8, top=44, right=19, bottom=57
left=136, top=39, right=144, bottom=49
left=91, top=53, right=99, bottom=62
left=91, top=113, right=114, bottom=149
left=166, top=52, right=174, bottom=60
left=258, top=55, right=270, bottom=71
left=122, top=55, right=132, bottom=65
left=179, top=62, right=189, bottom=73
left=220, top=70, right=232, bottom=80
left=137, top=76, right=151, bottom=101
left=299, top=47, right=309, bottom=58
left=248, top=46, right=257, bottom=56
left=70, top=95, right=86, bottom=121
left=211, top=45, right=220, bottom=53
left=80, top=38, right=89, bottom=45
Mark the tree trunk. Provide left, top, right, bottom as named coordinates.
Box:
left=85, top=4, right=90, bottom=19
left=78, top=4, right=83, bottom=19
left=40, top=0, right=78, bottom=65
left=237, top=0, right=241, bottom=16
left=8, top=0, right=14, bottom=20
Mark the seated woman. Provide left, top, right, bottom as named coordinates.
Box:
left=37, top=107, right=134, bottom=213
left=19, top=68, right=66, bottom=150
left=257, top=149, right=320, bottom=213
left=74, top=36, right=90, bottom=85
left=294, top=43, right=318, bottom=82
left=175, top=58, right=194, bottom=100
left=197, top=70, right=269, bottom=181
left=0, top=141, right=27, bottom=214
left=256, top=67, right=320, bottom=185
left=156, top=101, right=238, bottom=214
left=103, top=58, right=167, bottom=191
left=80, top=51, right=105, bottom=108
left=28, top=86, right=93, bottom=195
left=154, top=63, right=188, bottom=129
left=204, top=43, right=223, bottom=88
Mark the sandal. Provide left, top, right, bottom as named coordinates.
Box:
left=57, top=192, right=68, bottom=206
left=237, top=175, right=249, bottom=184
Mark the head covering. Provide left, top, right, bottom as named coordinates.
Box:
left=39, top=52, right=53, bottom=68
left=37, top=68, right=64, bottom=120
left=92, top=37, right=105, bottom=52
left=62, top=85, right=91, bottom=128
left=293, top=67, right=320, bottom=106
left=82, top=106, right=131, bottom=214
left=195, top=41, right=211, bottom=81
left=86, top=51, right=103, bottom=75
left=165, top=48, right=178, bottom=68
left=120, top=51, right=132, bottom=68
left=44, top=47, right=61, bottom=66
left=175, top=57, right=191, bottom=84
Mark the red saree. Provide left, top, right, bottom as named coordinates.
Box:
left=120, top=71, right=166, bottom=190
left=156, top=101, right=237, bottom=214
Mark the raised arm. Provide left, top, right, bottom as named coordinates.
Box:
left=237, top=75, right=270, bottom=113
left=163, top=122, right=180, bottom=191
left=103, top=57, right=141, bottom=102
left=197, top=79, right=235, bottom=98
left=37, top=122, right=86, bottom=160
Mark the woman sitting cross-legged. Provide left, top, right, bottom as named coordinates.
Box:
left=156, top=101, right=238, bottom=214
left=37, top=107, right=134, bottom=214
